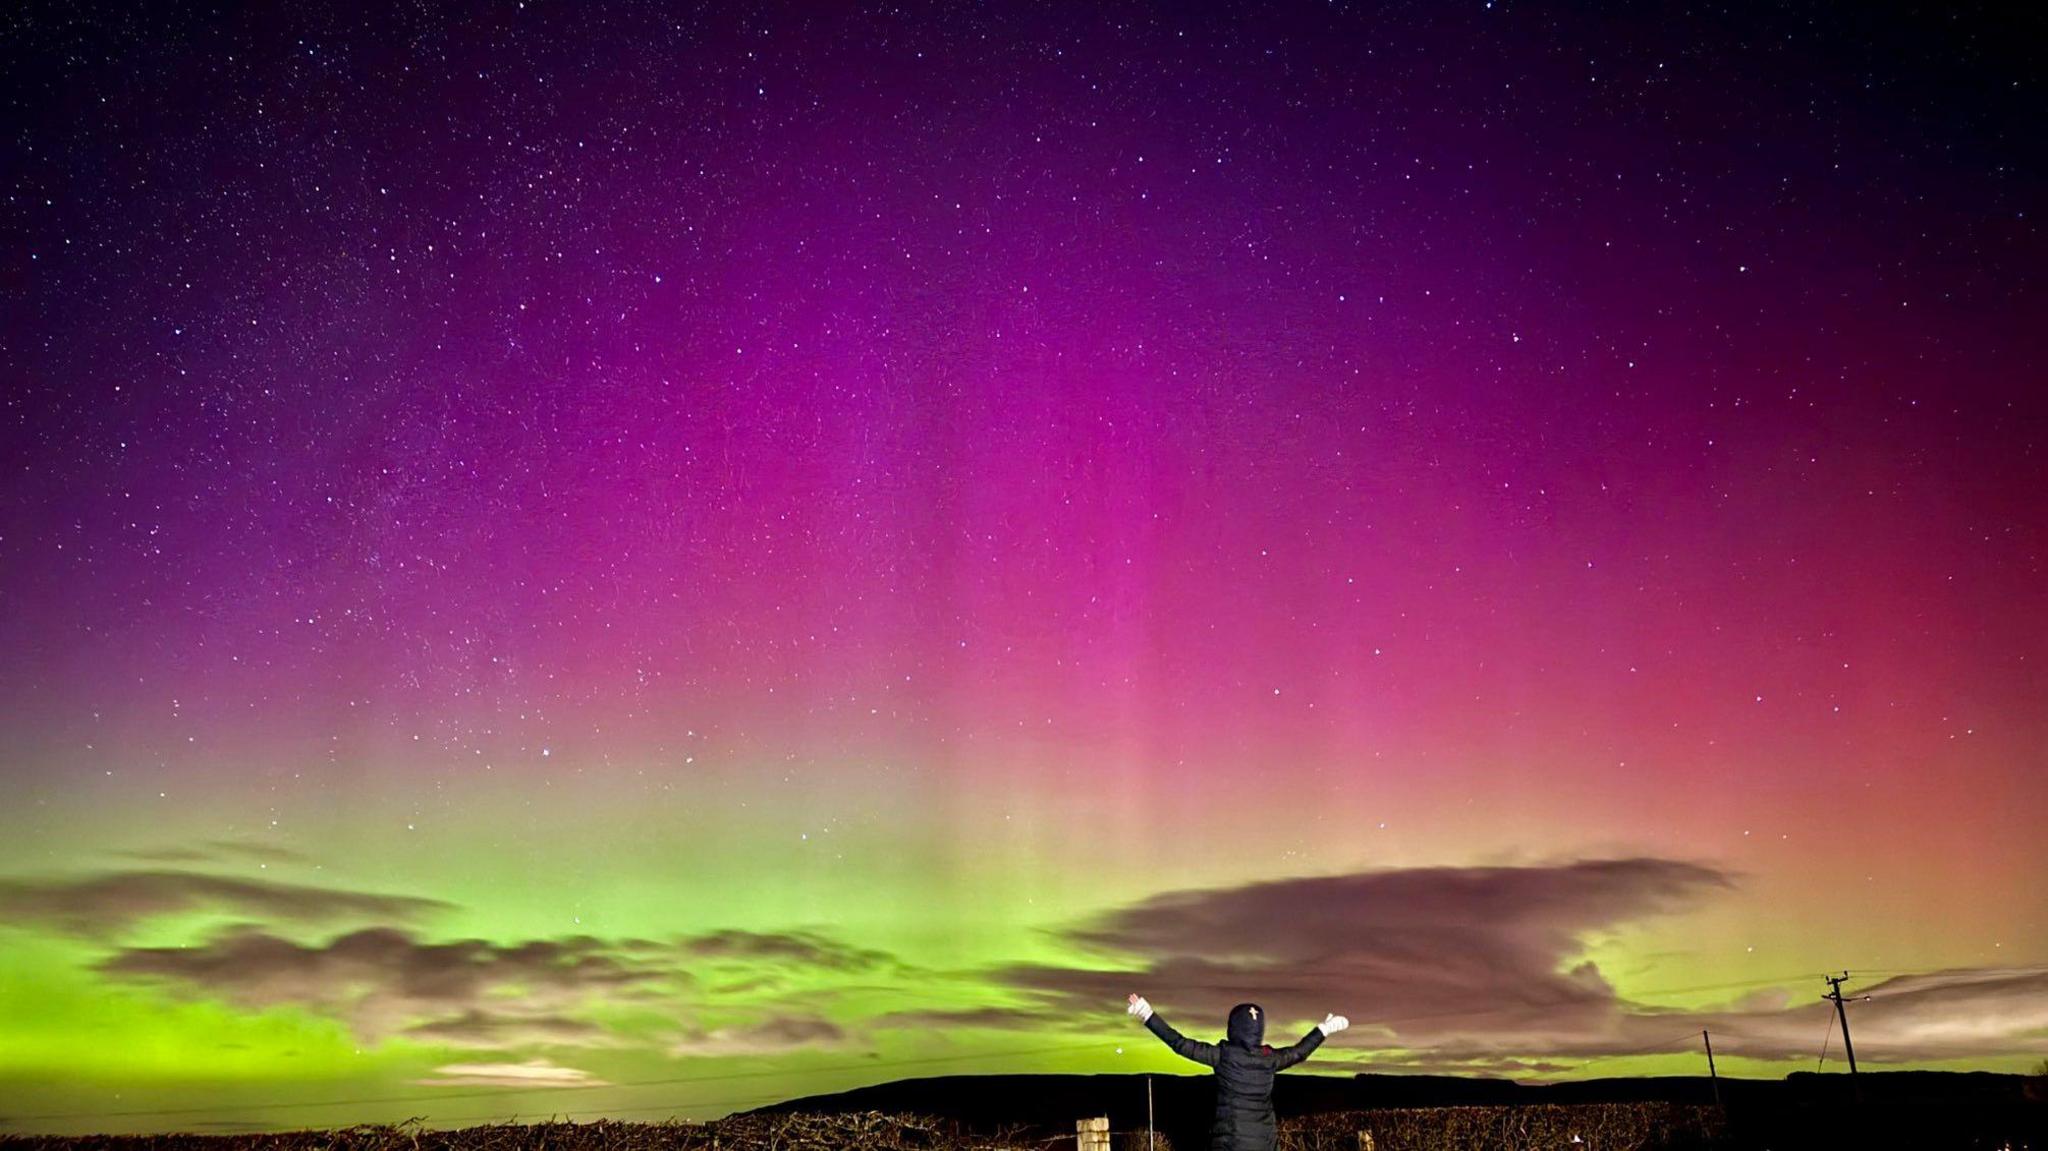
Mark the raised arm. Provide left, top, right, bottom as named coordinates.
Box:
left=1273, top=1012, right=1348, bottom=1070
left=1128, top=994, right=1219, bottom=1067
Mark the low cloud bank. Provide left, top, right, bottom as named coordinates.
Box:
left=25, top=855, right=2041, bottom=1067
left=997, top=859, right=2048, bottom=1064
left=414, top=1058, right=610, bottom=1088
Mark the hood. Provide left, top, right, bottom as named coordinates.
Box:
left=1226, top=1003, right=1265, bottom=1048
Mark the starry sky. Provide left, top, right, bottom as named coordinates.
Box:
left=3, top=0, right=2045, bottom=1134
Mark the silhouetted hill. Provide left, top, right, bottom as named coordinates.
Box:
left=748, top=1069, right=2045, bottom=1149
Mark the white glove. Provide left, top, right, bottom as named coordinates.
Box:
left=1319, top=1013, right=1349, bottom=1035
left=1127, top=994, right=1153, bottom=1022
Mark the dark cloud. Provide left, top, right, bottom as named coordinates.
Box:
left=682, top=929, right=896, bottom=971
left=1685, top=966, right=2048, bottom=1064
left=115, top=840, right=316, bottom=867
left=49, top=857, right=2046, bottom=1068
left=83, top=914, right=908, bottom=1055
left=405, top=1009, right=617, bottom=1050
left=996, top=860, right=2048, bottom=1066
left=1066, top=857, right=1731, bottom=967
left=870, top=1006, right=1051, bottom=1031
left=1349, top=967, right=2048, bottom=1067
left=111, top=847, right=213, bottom=864
left=673, top=1013, right=854, bottom=1056
left=0, top=870, right=449, bottom=937
left=99, top=926, right=678, bottom=1046
left=1006, top=858, right=1731, bottom=1045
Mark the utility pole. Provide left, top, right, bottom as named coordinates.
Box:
left=1702, top=1029, right=1721, bottom=1107
left=1146, top=1075, right=1155, bottom=1151
left=1822, top=973, right=1862, bottom=1075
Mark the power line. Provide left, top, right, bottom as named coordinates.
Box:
left=1310, top=1028, right=1700, bottom=1075
left=1563, top=1030, right=1713, bottom=1062
left=1348, top=971, right=1872, bottom=1034
left=1620, top=973, right=1846, bottom=1001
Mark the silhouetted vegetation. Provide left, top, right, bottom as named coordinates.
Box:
left=7, top=1095, right=2046, bottom=1151
left=0, top=1113, right=1018, bottom=1151
left=1282, top=1104, right=1723, bottom=1150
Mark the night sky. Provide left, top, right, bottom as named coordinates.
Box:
left=3, top=0, right=2045, bottom=1134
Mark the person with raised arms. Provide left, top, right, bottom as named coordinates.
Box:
left=1126, top=993, right=1349, bottom=1151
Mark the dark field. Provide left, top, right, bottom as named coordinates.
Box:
left=2, top=1098, right=2042, bottom=1151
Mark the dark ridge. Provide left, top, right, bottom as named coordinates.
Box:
left=748, top=1070, right=2048, bottom=1149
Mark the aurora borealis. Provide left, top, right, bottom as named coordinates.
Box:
left=3, top=0, right=2045, bottom=1134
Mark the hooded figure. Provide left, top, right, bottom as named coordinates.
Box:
left=1127, top=994, right=1348, bottom=1151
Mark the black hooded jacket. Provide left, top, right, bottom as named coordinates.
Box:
left=1144, top=1004, right=1324, bottom=1151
